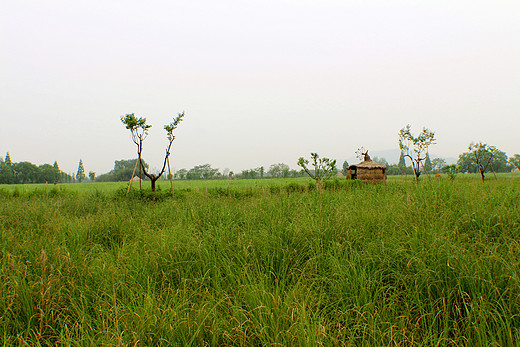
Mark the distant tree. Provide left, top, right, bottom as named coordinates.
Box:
left=97, top=159, right=149, bottom=182
left=510, top=154, right=520, bottom=171
left=38, top=164, right=54, bottom=183
left=282, top=165, right=290, bottom=178
left=88, top=171, right=96, bottom=181
left=465, top=142, right=506, bottom=181
left=471, top=142, right=493, bottom=181
left=240, top=169, right=258, bottom=179
left=259, top=166, right=265, bottom=178
left=342, top=160, right=349, bottom=175
left=424, top=153, right=432, bottom=174
left=268, top=163, right=290, bottom=178
left=186, top=164, right=219, bottom=180
left=76, top=159, right=86, bottom=183
left=121, top=112, right=184, bottom=192
left=113, top=159, right=149, bottom=178
left=229, top=171, right=234, bottom=178
left=52, top=161, right=62, bottom=182
left=289, top=169, right=301, bottom=178
left=431, top=158, right=447, bottom=173
left=398, top=124, right=436, bottom=182
left=14, top=162, right=39, bottom=184
left=457, top=152, right=477, bottom=173
left=297, top=153, right=337, bottom=188
left=5, top=152, right=12, bottom=166
left=0, top=154, right=14, bottom=184
left=175, top=168, right=188, bottom=180
left=372, top=156, right=389, bottom=166
left=397, top=152, right=406, bottom=175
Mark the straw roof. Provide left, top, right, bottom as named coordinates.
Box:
left=348, top=154, right=387, bottom=170
left=346, top=152, right=387, bottom=183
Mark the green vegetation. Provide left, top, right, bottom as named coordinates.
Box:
left=0, top=153, right=74, bottom=184
left=398, top=124, right=436, bottom=181
left=121, top=112, right=184, bottom=192
left=1, top=176, right=520, bottom=345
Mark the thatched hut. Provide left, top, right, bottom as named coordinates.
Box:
left=346, top=153, right=387, bottom=183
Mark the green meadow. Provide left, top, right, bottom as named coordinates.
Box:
left=1, top=175, right=520, bottom=345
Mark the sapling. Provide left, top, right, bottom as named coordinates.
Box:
left=121, top=112, right=184, bottom=192
left=297, top=152, right=336, bottom=189
left=398, top=124, right=436, bottom=182
left=468, top=142, right=496, bottom=181
left=442, top=164, right=459, bottom=180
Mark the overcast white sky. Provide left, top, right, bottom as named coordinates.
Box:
left=1, top=0, right=519, bottom=175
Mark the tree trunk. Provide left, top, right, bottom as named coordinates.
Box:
left=151, top=179, right=157, bottom=192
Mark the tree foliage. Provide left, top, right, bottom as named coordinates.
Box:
left=398, top=124, right=436, bottom=181
left=509, top=154, right=520, bottom=171
left=457, top=143, right=508, bottom=181
left=0, top=153, right=71, bottom=184
left=268, top=163, right=290, bottom=178
left=297, top=153, right=337, bottom=187
left=431, top=158, right=447, bottom=173
left=186, top=164, right=219, bottom=180
left=121, top=112, right=184, bottom=192
left=76, top=159, right=86, bottom=183
left=96, top=159, right=149, bottom=182
left=442, top=164, right=459, bottom=180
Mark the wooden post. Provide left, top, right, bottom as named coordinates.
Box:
left=126, top=159, right=139, bottom=195
left=167, top=157, right=174, bottom=198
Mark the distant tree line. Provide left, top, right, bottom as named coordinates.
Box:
left=2, top=145, right=519, bottom=186
left=174, top=163, right=307, bottom=180
left=0, top=152, right=75, bottom=184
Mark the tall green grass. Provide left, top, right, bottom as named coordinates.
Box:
left=1, top=177, right=519, bottom=345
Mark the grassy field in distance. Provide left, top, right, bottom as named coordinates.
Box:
left=1, top=175, right=519, bottom=345
left=0, top=172, right=518, bottom=194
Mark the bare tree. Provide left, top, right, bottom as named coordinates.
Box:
left=121, top=112, right=184, bottom=192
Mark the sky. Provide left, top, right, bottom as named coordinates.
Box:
left=1, top=0, right=519, bottom=175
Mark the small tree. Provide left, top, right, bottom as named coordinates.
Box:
left=121, top=112, right=184, bottom=192
left=468, top=142, right=497, bottom=181
left=297, top=152, right=336, bottom=188
left=509, top=154, right=520, bottom=171
left=88, top=171, right=96, bottom=181
left=398, top=124, right=436, bottom=182
left=431, top=158, right=447, bottom=173
left=342, top=160, right=349, bottom=175
left=397, top=152, right=406, bottom=175
left=424, top=153, right=432, bottom=175
left=442, top=164, right=459, bottom=180
left=5, top=152, right=12, bottom=166
left=76, top=159, right=86, bottom=183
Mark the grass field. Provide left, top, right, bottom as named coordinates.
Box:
left=1, top=175, right=519, bottom=345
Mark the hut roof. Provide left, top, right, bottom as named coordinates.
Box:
left=348, top=156, right=387, bottom=170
